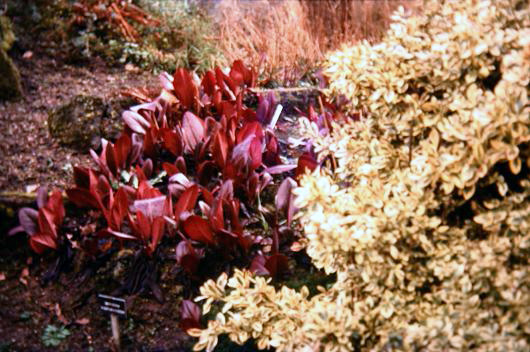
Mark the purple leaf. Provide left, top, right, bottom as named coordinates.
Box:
left=36, top=187, right=48, bottom=209
left=180, top=300, right=201, bottom=331
left=123, top=111, right=150, bottom=134
left=130, top=101, right=160, bottom=113
left=263, top=164, right=297, bottom=175
left=250, top=254, right=269, bottom=276
left=159, top=71, right=174, bottom=91
left=18, top=208, right=39, bottom=236
left=275, top=177, right=298, bottom=226
left=7, top=225, right=24, bottom=236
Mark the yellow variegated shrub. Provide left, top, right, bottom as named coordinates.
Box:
left=189, top=0, right=530, bottom=351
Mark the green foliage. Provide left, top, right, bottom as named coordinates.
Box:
left=42, top=325, right=71, bottom=347
left=132, top=0, right=225, bottom=73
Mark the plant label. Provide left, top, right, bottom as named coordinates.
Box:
left=97, top=294, right=126, bottom=316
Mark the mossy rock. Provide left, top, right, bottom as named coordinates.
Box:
left=48, top=95, right=133, bottom=151
left=0, top=16, right=15, bottom=52
left=0, top=49, right=22, bottom=101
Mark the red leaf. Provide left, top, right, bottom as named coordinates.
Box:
left=296, top=151, right=318, bottom=179
left=215, top=67, right=236, bottom=99
left=231, top=136, right=253, bottom=169
left=162, top=162, right=179, bottom=176
left=256, top=96, right=270, bottom=124
left=46, top=191, right=65, bottom=226
left=175, top=185, right=199, bottom=218
left=143, top=129, right=156, bottom=158
left=109, top=187, right=129, bottom=230
left=30, top=233, right=57, bottom=252
left=137, top=180, right=163, bottom=199
left=229, top=60, right=245, bottom=87
left=176, top=241, right=201, bottom=275
left=142, top=159, right=153, bottom=179
left=230, top=60, right=255, bottom=87
left=218, top=180, right=234, bottom=201
left=115, top=134, right=132, bottom=170
left=201, top=70, right=216, bottom=96
left=197, top=161, right=217, bottom=186
left=29, top=237, right=48, bottom=254
left=73, top=166, right=90, bottom=188
left=200, top=186, right=214, bottom=205
left=176, top=156, right=187, bottom=174
left=209, top=199, right=224, bottom=233
left=265, top=254, right=289, bottom=278
left=105, top=142, right=118, bottom=177
left=249, top=137, right=262, bottom=170
left=149, top=217, right=165, bottom=254
left=182, top=112, right=205, bottom=153
left=182, top=215, right=215, bottom=245
left=212, top=131, right=228, bottom=168
left=236, top=121, right=263, bottom=144
left=38, top=207, right=57, bottom=239
left=173, top=68, right=198, bottom=110
left=66, top=188, right=99, bottom=209
left=135, top=211, right=151, bottom=241
left=160, top=128, right=183, bottom=156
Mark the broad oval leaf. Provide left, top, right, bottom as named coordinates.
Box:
left=179, top=300, right=201, bottom=331
left=173, top=68, right=198, bottom=110
left=18, top=207, right=39, bottom=236
left=175, top=185, right=200, bottom=218
left=36, top=187, right=48, bottom=209
left=123, top=111, right=150, bottom=134
left=182, top=215, right=215, bottom=245
left=263, top=164, right=297, bottom=175
left=182, top=112, right=205, bottom=153
left=30, top=233, right=57, bottom=251
left=132, top=196, right=167, bottom=219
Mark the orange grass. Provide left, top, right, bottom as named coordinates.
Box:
left=300, top=0, right=419, bottom=50
left=215, top=0, right=321, bottom=85
left=214, top=0, right=418, bottom=84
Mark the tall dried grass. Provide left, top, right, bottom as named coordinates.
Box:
left=214, top=0, right=418, bottom=84
left=300, top=0, right=419, bottom=51
left=214, top=0, right=321, bottom=85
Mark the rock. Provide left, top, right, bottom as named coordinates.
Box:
left=0, top=49, right=22, bottom=101
left=48, top=95, right=134, bottom=151
left=0, top=16, right=15, bottom=52
left=48, top=95, right=105, bottom=151
left=0, top=16, right=22, bottom=101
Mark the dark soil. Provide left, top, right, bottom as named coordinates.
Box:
left=0, top=232, right=193, bottom=352
left=0, top=51, right=157, bottom=193
left=0, top=16, right=194, bottom=351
